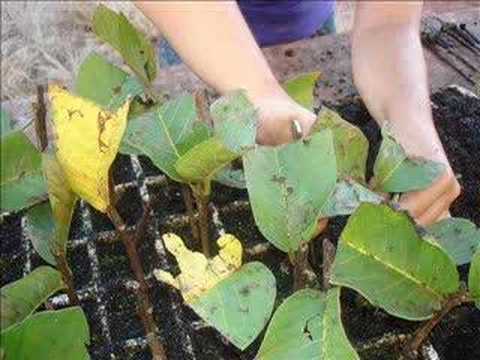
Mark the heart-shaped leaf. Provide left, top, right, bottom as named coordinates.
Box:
left=1, top=307, right=90, bottom=360
left=372, top=129, right=445, bottom=193
left=256, top=288, right=358, bottom=360
left=1, top=128, right=47, bottom=212
left=93, top=5, right=157, bottom=84
left=469, top=249, right=480, bottom=309
left=426, top=218, right=480, bottom=265
left=1, top=266, right=65, bottom=331
left=244, top=130, right=337, bottom=252
left=49, top=85, right=130, bottom=212
left=283, top=72, right=320, bottom=110
left=331, top=203, right=460, bottom=320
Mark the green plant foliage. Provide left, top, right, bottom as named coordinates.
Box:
left=426, top=218, right=480, bottom=266
left=244, top=130, right=337, bottom=253
left=0, top=127, right=47, bottom=212
left=25, top=153, right=78, bottom=265
left=93, top=5, right=157, bottom=84
left=1, top=307, right=90, bottom=360
left=313, top=107, right=368, bottom=183
left=0, top=267, right=65, bottom=331
left=331, top=203, right=460, bottom=320
left=190, top=262, right=276, bottom=350
left=372, top=129, right=445, bottom=193
left=319, top=180, right=384, bottom=218
left=256, top=288, right=358, bottom=360
left=282, top=72, right=320, bottom=110
left=469, top=249, right=480, bottom=309
left=214, top=166, right=246, bottom=189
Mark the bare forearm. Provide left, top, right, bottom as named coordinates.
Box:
left=135, top=1, right=283, bottom=100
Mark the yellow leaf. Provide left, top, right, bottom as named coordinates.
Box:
left=154, top=233, right=243, bottom=303
left=48, top=85, right=130, bottom=212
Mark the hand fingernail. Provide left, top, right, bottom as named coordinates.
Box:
left=290, top=119, right=303, bottom=140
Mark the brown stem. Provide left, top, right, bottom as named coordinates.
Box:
left=181, top=185, right=199, bottom=243
left=55, top=250, right=79, bottom=306
left=134, top=202, right=152, bottom=246
left=406, top=292, right=474, bottom=357
left=108, top=207, right=167, bottom=360
left=194, top=89, right=214, bottom=127
left=34, top=85, right=48, bottom=151
left=192, top=187, right=211, bottom=258
left=321, top=238, right=336, bottom=291
left=292, top=243, right=310, bottom=291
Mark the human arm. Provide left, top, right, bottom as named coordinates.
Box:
left=352, top=1, right=460, bottom=225
left=135, top=1, right=315, bottom=145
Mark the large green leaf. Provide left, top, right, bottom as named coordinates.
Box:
left=1, top=130, right=47, bottom=212
left=426, top=218, right=480, bottom=266
left=257, top=288, right=358, bottom=360
left=282, top=72, right=320, bottom=110
left=25, top=154, right=78, bottom=265
left=313, top=107, right=368, bottom=182
left=0, top=267, right=65, bottom=331
left=469, top=249, right=480, bottom=309
left=190, top=262, right=276, bottom=350
left=319, top=180, right=384, bottom=218
left=372, top=129, right=445, bottom=193
left=244, top=130, right=337, bottom=253
left=119, top=95, right=204, bottom=181
left=93, top=5, right=157, bottom=84
left=1, top=307, right=90, bottom=360
left=331, top=203, right=460, bottom=320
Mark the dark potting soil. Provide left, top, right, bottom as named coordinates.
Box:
left=0, top=86, right=479, bottom=360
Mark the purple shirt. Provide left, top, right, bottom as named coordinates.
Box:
left=238, top=0, right=335, bottom=47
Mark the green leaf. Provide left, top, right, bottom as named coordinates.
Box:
left=372, top=129, right=445, bottom=193
left=210, top=91, right=257, bottom=153
left=282, top=72, right=320, bottom=110
left=469, top=249, right=480, bottom=309
left=120, top=95, right=203, bottom=182
left=319, top=180, right=384, bottom=218
left=93, top=5, right=157, bottom=84
left=1, top=307, right=90, bottom=360
left=244, top=130, right=337, bottom=253
left=313, top=107, right=368, bottom=182
left=75, top=53, right=128, bottom=108
left=0, top=267, right=65, bottom=331
left=331, top=203, right=460, bottom=320
left=426, top=218, right=480, bottom=266
left=25, top=153, right=78, bottom=265
left=257, top=288, right=358, bottom=360
left=214, top=166, right=246, bottom=189
left=175, top=137, right=238, bottom=183
left=1, top=130, right=47, bottom=212
left=190, top=262, right=276, bottom=350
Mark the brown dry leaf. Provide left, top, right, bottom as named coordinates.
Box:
left=154, top=233, right=242, bottom=303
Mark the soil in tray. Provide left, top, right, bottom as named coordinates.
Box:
left=1, top=86, right=479, bottom=360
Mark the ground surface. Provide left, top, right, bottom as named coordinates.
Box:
left=1, top=86, right=479, bottom=360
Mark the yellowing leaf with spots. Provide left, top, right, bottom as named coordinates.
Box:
left=154, top=233, right=276, bottom=350
left=48, top=85, right=130, bottom=212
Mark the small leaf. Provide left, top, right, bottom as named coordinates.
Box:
left=282, top=72, right=320, bottom=110
left=257, top=288, right=358, bottom=360
left=372, top=129, right=445, bottom=193
left=214, top=166, right=246, bottom=189
left=1, top=129, right=47, bottom=212
left=313, top=107, right=368, bottom=182
left=1, top=307, right=90, bottom=360
left=0, top=266, right=65, bottom=331
left=49, top=85, right=130, bottom=212
left=331, top=203, right=460, bottom=320
left=426, top=218, right=480, bottom=265
left=469, top=249, right=480, bottom=309
left=25, top=203, right=57, bottom=265
left=319, top=180, right=384, bottom=218
left=120, top=96, right=202, bottom=182
left=93, top=5, right=157, bottom=84
left=190, top=262, right=276, bottom=350
left=154, top=233, right=243, bottom=303
left=244, top=130, right=337, bottom=252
